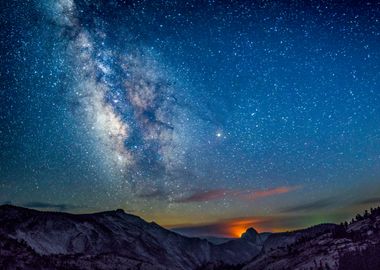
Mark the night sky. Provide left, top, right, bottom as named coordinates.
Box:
left=1, top=0, right=380, bottom=238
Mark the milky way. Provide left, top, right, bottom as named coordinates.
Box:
left=47, top=0, right=202, bottom=200
left=1, top=0, right=380, bottom=236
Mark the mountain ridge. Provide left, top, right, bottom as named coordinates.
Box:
left=1, top=204, right=380, bottom=270
left=0, top=204, right=262, bottom=269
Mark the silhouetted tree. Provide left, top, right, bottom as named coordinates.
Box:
left=355, top=213, right=363, bottom=221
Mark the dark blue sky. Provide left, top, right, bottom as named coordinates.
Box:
left=1, top=0, right=379, bottom=236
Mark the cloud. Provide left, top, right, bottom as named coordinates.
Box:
left=175, top=189, right=229, bottom=203
left=238, top=186, right=299, bottom=200
left=174, top=186, right=299, bottom=203
left=279, top=198, right=336, bottom=213
left=136, top=188, right=168, bottom=200
left=21, top=202, right=83, bottom=212
left=356, top=197, right=380, bottom=206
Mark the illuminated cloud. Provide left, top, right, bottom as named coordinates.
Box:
left=175, top=186, right=299, bottom=203
left=237, top=186, right=299, bottom=201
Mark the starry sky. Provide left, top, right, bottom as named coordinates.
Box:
left=1, top=0, right=380, bottom=238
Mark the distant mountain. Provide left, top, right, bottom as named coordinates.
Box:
left=1, top=205, right=380, bottom=270
left=198, top=236, right=233, bottom=245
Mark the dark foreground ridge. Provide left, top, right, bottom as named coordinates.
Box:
left=0, top=204, right=379, bottom=270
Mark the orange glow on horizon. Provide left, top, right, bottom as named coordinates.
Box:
left=230, top=226, right=248, bottom=238
left=167, top=216, right=295, bottom=238
left=225, top=218, right=291, bottom=238
left=227, top=219, right=261, bottom=238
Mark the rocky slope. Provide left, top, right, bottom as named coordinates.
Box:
left=242, top=208, right=380, bottom=270
left=0, top=205, right=262, bottom=270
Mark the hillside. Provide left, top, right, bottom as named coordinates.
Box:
left=0, top=205, right=261, bottom=270
left=1, top=205, right=380, bottom=270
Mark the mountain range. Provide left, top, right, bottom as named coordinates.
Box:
left=1, top=204, right=380, bottom=270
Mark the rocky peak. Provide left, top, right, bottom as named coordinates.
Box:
left=241, top=227, right=258, bottom=242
